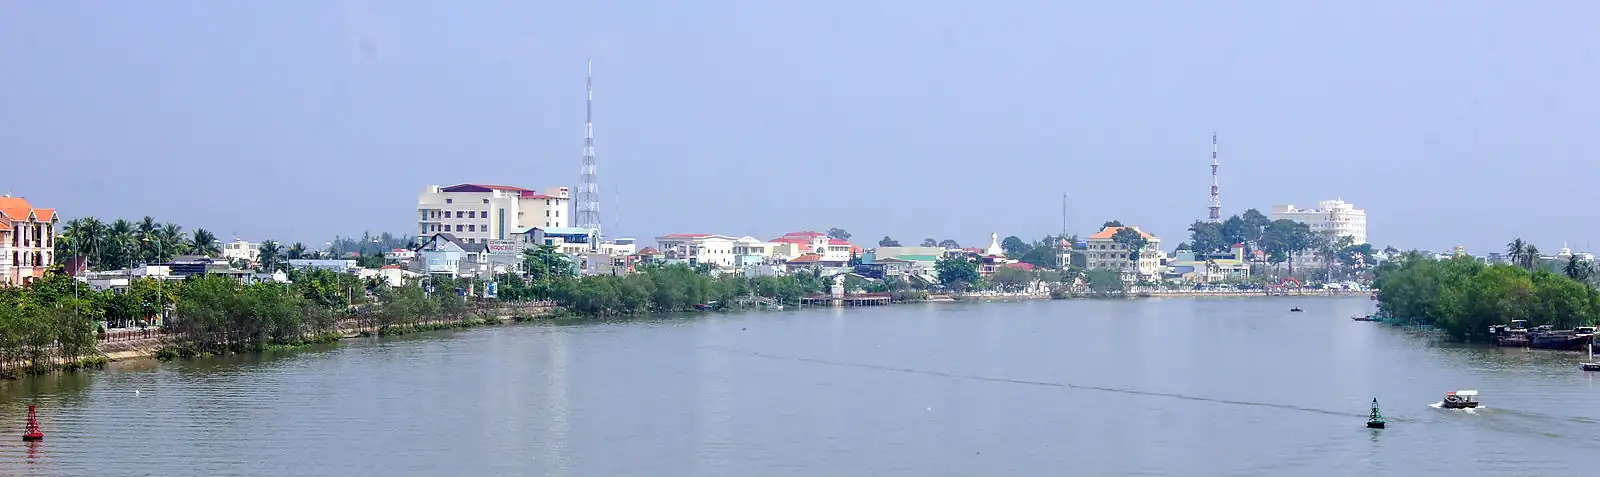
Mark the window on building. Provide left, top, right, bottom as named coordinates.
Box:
left=483, top=198, right=489, bottom=204
left=468, top=211, right=476, bottom=219
left=446, top=198, right=453, bottom=204
left=456, top=225, right=463, bottom=232
left=456, top=211, right=464, bottom=218
left=468, top=225, right=476, bottom=232
left=555, top=210, right=559, bottom=217
left=545, top=210, right=550, bottom=217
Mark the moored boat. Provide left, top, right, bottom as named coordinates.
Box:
left=1529, top=325, right=1593, bottom=351
left=1489, top=321, right=1531, bottom=347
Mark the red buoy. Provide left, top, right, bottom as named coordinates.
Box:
left=22, top=405, right=42, bottom=441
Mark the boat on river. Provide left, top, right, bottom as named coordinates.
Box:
left=1351, top=314, right=1380, bottom=322
left=1440, top=390, right=1479, bottom=409
left=1489, top=321, right=1531, bottom=347
left=1582, top=342, right=1600, bottom=372
left=1529, top=325, right=1594, bottom=351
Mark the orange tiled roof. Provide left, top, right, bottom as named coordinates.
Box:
left=1087, top=226, right=1154, bottom=240
left=0, top=197, right=55, bottom=223
left=787, top=253, right=824, bottom=263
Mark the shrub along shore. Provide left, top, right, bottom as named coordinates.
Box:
left=0, top=256, right=931, bottom=375
left=1372, top=251, right=1600, bottom=342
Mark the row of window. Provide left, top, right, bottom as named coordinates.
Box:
left=424, top=209, right=560, bottom=220
left=6, top=251, right=48, bottom=267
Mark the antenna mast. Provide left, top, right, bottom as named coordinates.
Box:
left=1208, top=132, right=1221, bottom=223
left=575, top=58, right=603, bottom=236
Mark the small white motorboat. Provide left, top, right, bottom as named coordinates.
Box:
left=1441, top=390, right=1479, bottom=409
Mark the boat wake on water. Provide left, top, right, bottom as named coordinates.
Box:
left=698, top=346, right=1377, bottom=420
left=1430, top=402, right=1486, bottom=413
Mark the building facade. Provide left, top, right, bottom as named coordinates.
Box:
left=417, top=184, right=571, bottom=245
left=221, top=239, right=260, bottom=264
left=1084, top=226, right=1163, bottom=276
left=0, top=196, right=58, bottom=286
left=1270, top=199, right=1368, bottom=244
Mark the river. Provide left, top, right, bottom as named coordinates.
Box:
left=0, top=296, right=1596, bottom=476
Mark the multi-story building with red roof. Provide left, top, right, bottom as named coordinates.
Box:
left=416, top=184, right=571, bottom=244
left=0, top=195, right=59, bottom=286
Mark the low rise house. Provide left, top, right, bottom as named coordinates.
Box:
left=287, top=259, right=359, bottom=273
left=1164, top=244, right=1251, bottom=283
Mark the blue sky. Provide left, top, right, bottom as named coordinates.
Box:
left=2, top=1, right=1596, bottom=253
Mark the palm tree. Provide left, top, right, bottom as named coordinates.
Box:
left=189, top=229, right=221, bottom=257
left=157, top=223, right=187, bottom=260
left=1521, top=244, right=1541, bottom=270
left=286, top=242, right=307, bottom=260
left=257, top=240, right=285, bottom=273
left=136, top=216, right=159, bottom=263
left=1564, top=257, right=1592, bottom=282
left=1507, top=238, right=1526, bottom=266
left=106, top=219, right=136, bottom=269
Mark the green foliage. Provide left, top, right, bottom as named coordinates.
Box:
left=0, top=273, right=101, bottom=376
left=826, top=228, right=851, bottom=241
left=1260, top=219, right=1312, bottom=273
left=879, top=236, right=901, bottom=247
left=1187, top=221, right=1229, bottom=255
left=935, top=254, right=980, bottom=291
left=991, top=267, right=1034, bottom=291
left=937, top=239, right=960, bottom=249
left=1001, top=236, right=1030, bottom=258
left=1101, top=220, right=1123, bottom=229
left=1017, top=246, right=1058, bottom=270
left=921, top=238, right=938, bottom=247
left=1111, top=227, right=1149, bottom=263
left=1084, top=268, right=1126, bottom=294
left=530, top=264, right=828, bottom=316
left=1373, top=253, right=1600, bottom=342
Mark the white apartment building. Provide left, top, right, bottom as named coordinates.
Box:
left=1084, top=226, right=1163, bottom=277
left=654, top=233, right=739, bottom=267
left=221, top=239, right=260, bottom=264
left=1270, top=199, right=1368, bottom=244
left=770, top=231, right=858, bottom=263
left=417, top=184, right=570, bottom=244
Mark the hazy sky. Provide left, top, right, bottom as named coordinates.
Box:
left=2, top=1, right=1596, bottom=253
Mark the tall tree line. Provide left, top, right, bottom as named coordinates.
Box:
left=54, top=216, right=221, bottom=271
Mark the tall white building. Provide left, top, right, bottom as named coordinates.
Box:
left=1271, top=199, right=1368, bottom=244
left=417, top=184, right=570, bottom=244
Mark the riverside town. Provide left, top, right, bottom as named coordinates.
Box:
left=5, top=185, right=1599, bottom=375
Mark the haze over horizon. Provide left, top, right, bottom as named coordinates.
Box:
left=3, top=1, right=1596, bottom=253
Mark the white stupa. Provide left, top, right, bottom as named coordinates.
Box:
left=984, top=232, right=1004, bottom=257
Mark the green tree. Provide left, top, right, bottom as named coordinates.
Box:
left=1186, top=220, right=1228, bottom=255
left=878, top=236, right=901, bottom=247
left=937, top=239, right=960, bottom=249
left=1001, top=235, right=1031, bottom=258
left=826, top=228, right=851, bottom=241
left=1506, top=238, right=1526, bottom=267
left=935, top=254, right=980, bottom=292
left=1111, top=227, right=1149, bottom=264
left=189, top=229, right=221, bottom=257
left=257, top=241, right=286, bottom=273
left=1084, top=268, right=1125, bottom=294
left=1260, top=219, right=1312, bottom=275
left=921, top=238, right=938, bottom=247
left=1101, top=220, right=1123, bottom=229
left=1565, top=256, right=1593, bottom=282
left=991, top=267, right=1033, bottom=291
left=286, top=242, right=307, bottom=260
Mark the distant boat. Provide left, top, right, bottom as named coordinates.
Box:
left=1351, top=314, right=1380, bottom=322
left=1289, top=307, right=1303, bottom=312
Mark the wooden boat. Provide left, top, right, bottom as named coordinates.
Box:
left=1440, top=390, right=1479, bottom=409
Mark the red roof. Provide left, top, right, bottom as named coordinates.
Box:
left=770, top=237, right=811, bottom=244
left=638, top=247, right=662, bottom=255
left=0, top=222, right=10, bottom=232
left=659, top=233, right=715, bottom=239
left=1087, top=226, right=1155, bottom=240
left=787, top=254, right=824, bottom=263
left=0, top=197, right=55, bottom=224
left=379, top=264, right=402, bottom=270
left=520, top=191, right=561, bottom=199
left=1003, top=262, right=1037, bottom=270
left=442, top=183, right=532, bottom=193
left=827, top=238, right=853, bottom=245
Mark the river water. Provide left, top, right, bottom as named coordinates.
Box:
left=0, top=296, right=1596, bottom=476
